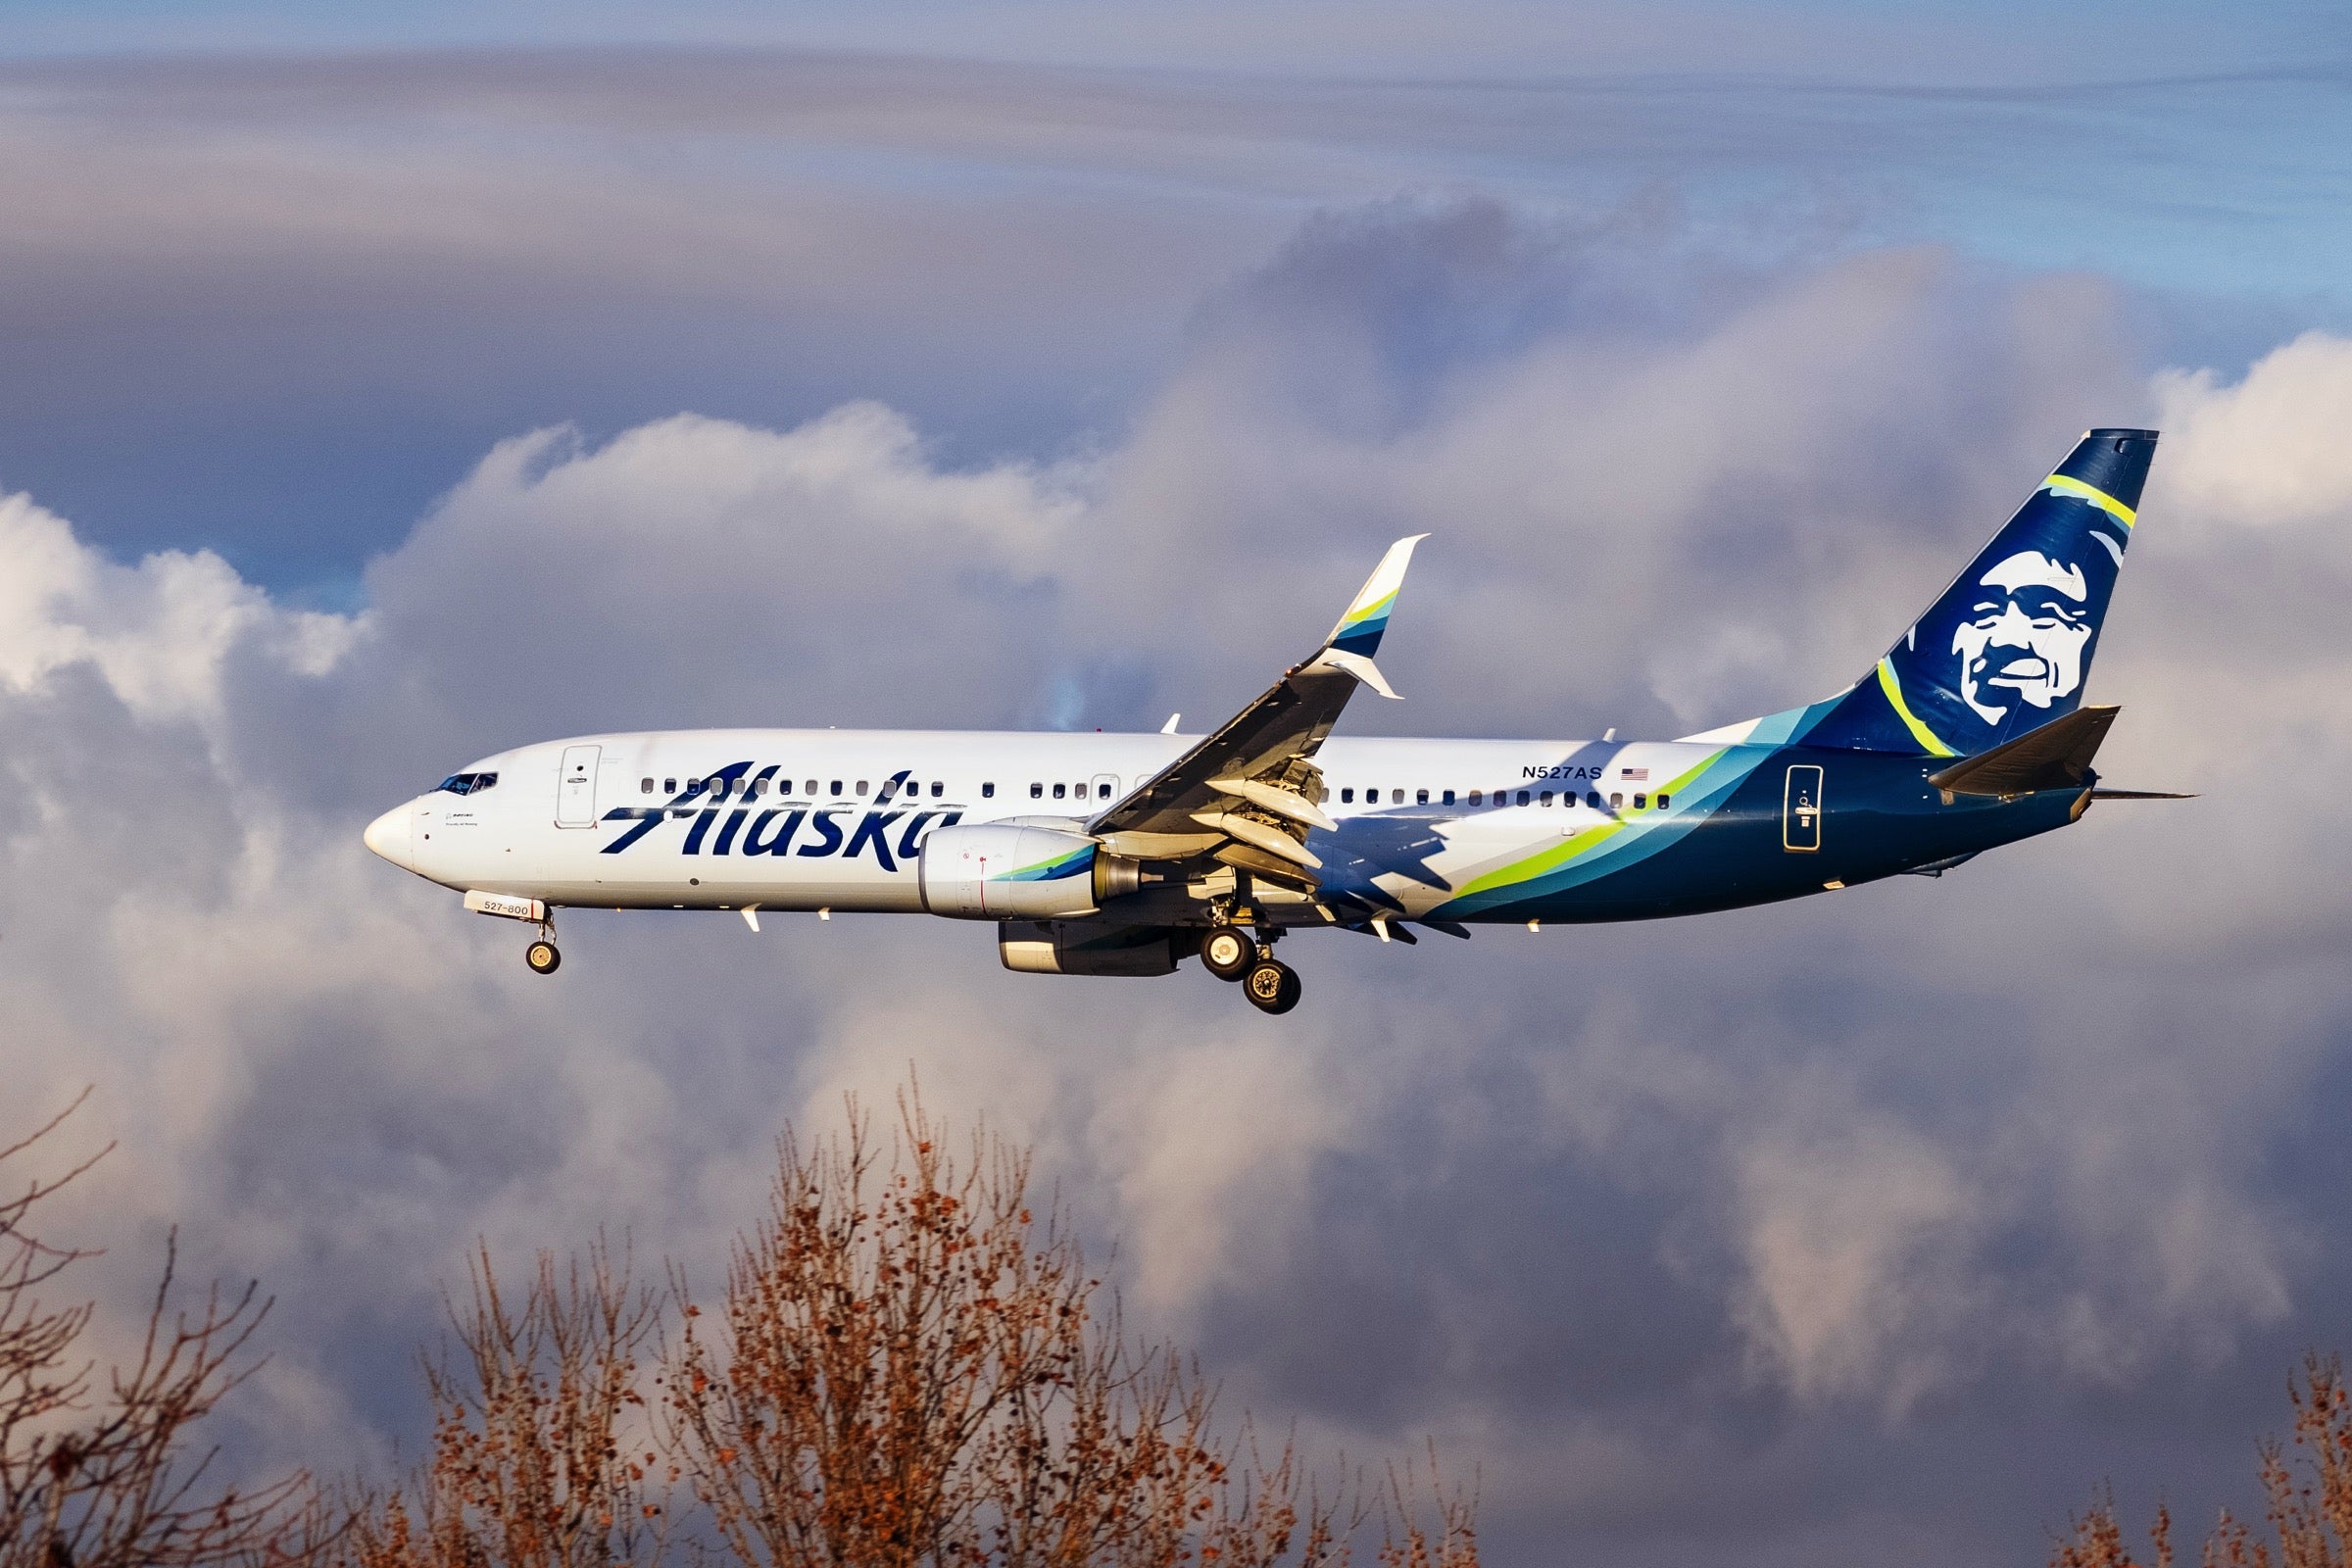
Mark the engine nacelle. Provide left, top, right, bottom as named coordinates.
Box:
left=999, top=919, right=1180, bottom=976
left=917, top=824, right=1145, bottom=919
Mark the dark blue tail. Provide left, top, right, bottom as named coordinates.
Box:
left=1798, top=429, right=2155, bottom=757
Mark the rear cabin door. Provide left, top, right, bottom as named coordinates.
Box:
left=557, top=745, right=601, bottom=828
left=1782, top=764, right=1824, bottom=853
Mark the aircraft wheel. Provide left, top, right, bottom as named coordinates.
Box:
left=525, top=940, right=562, bottom=975
left=1243, top=958, right=1300, bottom=1015
left=1202, top=927, right=1253, bottom=981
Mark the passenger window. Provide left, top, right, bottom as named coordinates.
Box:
left=1341, top=788, right=1354, bottom=804
left=931, top=781, right=944, bottom=798
left=1468, top=790, right=1482, bottom=806
left=664, top=777, right=677, bottom=795
left=1031, top=782, right=1044, bottom=799
left=750, top=778, right=765, bottom=798
left=1516, top=790, right=1530, bottom=806
left=641, top=777, right=654, bottom=794
left=982, top=782, right=996, bottom=798
left=1588, top=792, right=1601, bottom=808
left=1416, top=789, right=1429, bottom=805
left=830, top=780, right=844, bottom=796
left=804, top=781, right=817, bottom=797
left=857, top=780, right=868, bottom=795
left=1540, top=790, right=1553, bottom=806
left=1443, top=789, right=1455, bottom=805
left=685, top=778, right=701, bottom=794
left=1656, top=793, right=1671, bottom=809
left=1053, top=783, right=1067, bottom=799
left=1634, top=793, right=1647, bottom=809
left=1098, top=782, right=1112, bottom=799
left=1610, top=793, right=1623, bottom=809
left=1392, top=789, right=1404, bottom=805
left=715, top=778, right=733, bottom=800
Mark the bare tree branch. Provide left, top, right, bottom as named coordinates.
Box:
left=0, top=1094, right=325, bottom=1568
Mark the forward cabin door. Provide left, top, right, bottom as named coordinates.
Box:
left=1782, top=764, right=1824, bottom=853
left=557, top=745, right=601, bottom=828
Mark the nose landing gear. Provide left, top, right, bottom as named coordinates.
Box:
left=523, top=912, right=561, bottom=976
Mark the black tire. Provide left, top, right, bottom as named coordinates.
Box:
left=1243, top=958, right=1300, bottom=1014
left=1202, top=927, right=1253, bottom=981
left=525, top=941, right=562, bottom=975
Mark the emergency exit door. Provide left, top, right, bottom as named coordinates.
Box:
left=1783, top=764, right=1824, bottom=852
left=557, top=745, right=601, bottom=828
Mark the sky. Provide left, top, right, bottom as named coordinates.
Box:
left=4, top=4, right=2352, bottom=1564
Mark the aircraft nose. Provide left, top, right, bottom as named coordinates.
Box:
left=363, top=805, right=413, bottom=867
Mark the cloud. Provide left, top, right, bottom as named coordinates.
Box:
left=4, top=202, right=2352, bottom=1565
left=0, top=44, right=2337, bottom=595
left=0, top=489, right=351, bottom=720
left=2155, top=330, right=2352, bottom=528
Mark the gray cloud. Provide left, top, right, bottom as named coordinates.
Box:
left=1, top=45, right=2341, bottom=592
left=3, top=200, right=2352, bottom=1567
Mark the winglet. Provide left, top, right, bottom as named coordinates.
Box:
left=1325, top=534, right=1428, bottom=659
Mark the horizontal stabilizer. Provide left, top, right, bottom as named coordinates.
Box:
left=2088, top=788, right=2196, bottom=801
left=1928, top=705, right=2117, bottom=798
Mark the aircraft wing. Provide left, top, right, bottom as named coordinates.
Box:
left=1086, top=535, right=1425, bottom=888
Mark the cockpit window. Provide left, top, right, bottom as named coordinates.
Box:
left=436, top=772, right=499, bottom=795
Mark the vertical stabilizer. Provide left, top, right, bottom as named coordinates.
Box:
left=1799, top=429, right=2155, bottom=757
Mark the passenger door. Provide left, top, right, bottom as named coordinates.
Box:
left=1783, top=764, right=1824, bottom=853
left=557, top=745, right=601, bottom=828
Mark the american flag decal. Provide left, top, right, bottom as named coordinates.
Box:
left=1621, top=766, right=1649, bottom=781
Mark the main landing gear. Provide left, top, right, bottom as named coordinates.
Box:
left=1201, top=926, right=1254, bottom=981
left=1243, top=956, right=1301, bottom=1014
left=1202, top=920, right=1300, bottom=1014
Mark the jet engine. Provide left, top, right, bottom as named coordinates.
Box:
left=917, top=824, right=1147, bottom=918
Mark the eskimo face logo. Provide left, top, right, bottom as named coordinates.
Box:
left=1951, top=551, right=2092, bottom=723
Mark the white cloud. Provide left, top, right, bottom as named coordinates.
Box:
left=0, top=488, right=355, bottom=722
left=2153, top=331, right=2352, bottom=530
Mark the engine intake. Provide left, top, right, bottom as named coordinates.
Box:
left=917, top=824, right=1147, bottom=919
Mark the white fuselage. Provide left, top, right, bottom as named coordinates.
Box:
left=364, top=727, right=1711, bottom=919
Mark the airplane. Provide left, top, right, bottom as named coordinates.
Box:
left=365, top=428, right=2182, bottom=1013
